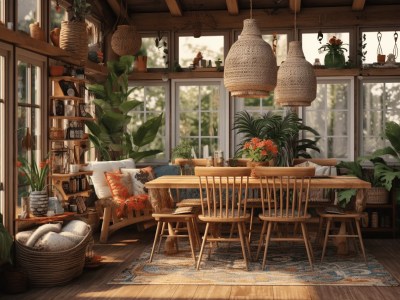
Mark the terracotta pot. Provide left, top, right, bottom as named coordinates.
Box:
left=50, top=28, right=60, bottom=47
left=135, top=56, right=147, bottom=72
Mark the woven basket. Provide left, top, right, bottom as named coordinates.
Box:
left=111, top=25, right=141, bottom=56
left=60, top=21, right=88, bottom=63
left=15, top=225, right=92, bottom=287
left=366, top=187, right=389, bottom=204
left=29, top=22, right=44, bottom=41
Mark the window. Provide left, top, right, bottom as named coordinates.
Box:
left=16, top=50, right=46, bottom=217
left=49, top=0, right=67, bottom=31
left=128, top=82, right=169, bottom=163
left=177, top=34, right=226, bottom=68
left=361, top=30, right=398, bottom=64
left=17, top=0, right=41, bottom=33
left=140, top=34, right=169, bottom=68
left=360, top=78, right=400, bottom=157
left=302, top=31, right=350, bottom=65
left=172, top=79, right=228, bottom=159
left=302, top=77, right=354, bottom=160
left=262, top=32, right=289, bottom=66
left=0, top=0, right=5, bottom=23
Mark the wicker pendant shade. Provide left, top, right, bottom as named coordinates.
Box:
left=274, top=41, right=316, bottom=106
left=224, top=19, right=277, bottom=98
left=111, top=25, right=141, bottom=56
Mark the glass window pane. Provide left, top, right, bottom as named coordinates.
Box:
left=179, top=86, right=199, bottom=111
left=50, top=0, right=67, bottom=32
left=302, top=32, right=350, bottom=65
left=362, top=31, right=398, bottom=64
left=262, top=33, right=287, bottom=66
left=327, top=111, right=348, bottom=136
left=141, top=36, right=168, bottom=68
left=200, top=86, right=219, bottom=111
left=180, top=112, right=199, bottom=136
left=0, top=0, right=5, bottom=23
left=17, top=0, right=40, bottom=33
left=328, top=137, right=348, bottom=158
left=179, top=36, right=224, bottom=67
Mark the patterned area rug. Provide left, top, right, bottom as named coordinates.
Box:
left=109, top=243, right=398, bottom=286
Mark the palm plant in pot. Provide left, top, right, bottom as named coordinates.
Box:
left=60, top=0, right=91, bottom=62
left=233, top=111, right=320, bottom=166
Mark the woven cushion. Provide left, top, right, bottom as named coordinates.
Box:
left=121, top=167, right=154, bottom=195
left=82, top=158, right=135, bottom=199
left=26, top=223, right=62, bottom=248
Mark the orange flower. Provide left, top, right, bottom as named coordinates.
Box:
left=16, top=161, right=23, bottom=167
left=39, top=161, right=47, bottom=169
left=241, top=138, right=278, bottom=162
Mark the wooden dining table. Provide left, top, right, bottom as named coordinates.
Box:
left=145, top=175, right=371, bottom=254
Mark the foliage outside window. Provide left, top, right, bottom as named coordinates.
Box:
left=178, top=35, right=225, bottom=68
left=174, top=80, right=225, bottom=158
left=140, top=36, right=168, bottom=68
left=361, top=31, right=398, bottom=64
left=50, top=0, right=67, bottom=31
left=302, top=78, right=353, bottom=160
left=17, top=0, right=40, bottom=33
left=128, top=83, right=169, bottom=163
left=302, top=32, right=350, bottom=65
left=361, top=79, right=400, bottom=157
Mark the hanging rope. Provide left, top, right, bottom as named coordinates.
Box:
left=393, top=31, right=398, bottom=59
left=294, top=0, right=297, bottom=41
left=377, top=31, right=383, bottom=55
left=250, top=0, right=253, bottom=19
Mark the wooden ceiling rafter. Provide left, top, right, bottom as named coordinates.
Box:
left=352, top=0, right=366, bottom=11
left=289, top=0, right=301, bottom=13
left=226, top=0, right=239, bottom=15
left=165, top=0, right=183, bottom=16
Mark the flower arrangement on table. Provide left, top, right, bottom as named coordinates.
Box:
left=17, top=156, right=49, bottom=192
left=318, top=36, right=348, bottom=69
left=241, top=138, right=278, bottom=162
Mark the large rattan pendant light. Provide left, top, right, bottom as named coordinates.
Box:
left=224, top=0, right=277, bottom=98
left=274, top=0, right=316, bottom=106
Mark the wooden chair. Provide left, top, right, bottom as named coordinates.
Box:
left=195, top=167, right=252, bottom=270
left=255, top=166, right=316, bottom=270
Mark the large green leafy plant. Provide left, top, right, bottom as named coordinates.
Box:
left=233, top=111, right=320, bottom=166
left=369, top=121, right=400, bottom=191
left=85, top=55, right=163, bottom=162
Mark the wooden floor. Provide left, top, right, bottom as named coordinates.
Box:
left=2, top=226, right=400, bottom=300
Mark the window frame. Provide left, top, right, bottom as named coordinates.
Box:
left=300, top=76, right=355, bottom=161
left=128, top=80, right=171, bottom=165
left=139, top=31, right=171, bottom=70
left=171, top=78, right=229, bottom=159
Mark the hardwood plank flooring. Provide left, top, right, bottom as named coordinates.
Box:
left=2, top=226, right=400, bottom=300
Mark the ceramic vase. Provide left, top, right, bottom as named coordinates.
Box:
left=29, top=191, right=48, bottom=217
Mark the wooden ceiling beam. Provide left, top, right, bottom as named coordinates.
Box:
left=352, top=0, right=366, bottom=11
left=165, top=0, right=183, bottom=16
left=226, top=0, right=239, bottom=15
left=289, top=0, right=301, bottom=13
left=106, top=0, right=130, bottom=22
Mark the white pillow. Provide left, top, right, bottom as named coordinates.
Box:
left=25, top=223, right=62, bottom=248
left=61, top=220, right=90, bottom=236
left=83, top=158, right=135, bottom=199
left=294, top=160, right=331, bottom=176
left=16, top=230, right=34, bottom=246
left=59, top=232, right=85, bottom=245
left=34, top=232, right=76, bottom=251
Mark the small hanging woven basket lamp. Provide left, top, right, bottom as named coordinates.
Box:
left=274, top=41, right=316, bottom=106
left=111, top=25, right=142, bottom=56
left=224, top=19, right=277, bottom=98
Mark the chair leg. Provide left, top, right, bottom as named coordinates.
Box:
left=316, top=216, right=324, bottom=246
left=186, top=220, right=197, bottom=266
left=355, top=219, right=367, bottom=263
left=237, top=222, right=249, bottom=271
left=241, top=222, right=253, bottom=262
left=149, top=221, right=162, bottom=263
left=256, top=221, right=267, bottom=260
left=321, top=218, right=332, bottom=262
left=262, top=221, right=273, bottom=270
left=227, top=223, right=235, bottom=250
left=248, top=207, right=255, bottom=243
left=196, top=222, right=210, bottom=270
left=192, top=218, right=201, bottom=249
left=301, top=222, right=313, bottom=270
left=157, top=222, right=166, bottom=253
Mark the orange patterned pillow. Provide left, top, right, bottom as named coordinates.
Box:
left=105, top=171, right=133, bottom=200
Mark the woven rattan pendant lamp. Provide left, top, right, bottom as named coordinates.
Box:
left=224, top=0, right=277, bottom=98
left=274, top=0, right=316, bottom=106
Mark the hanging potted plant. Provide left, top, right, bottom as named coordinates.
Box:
left=134, top=47, right=148, bottom=72
left=60, top=0, right=91, bottom=62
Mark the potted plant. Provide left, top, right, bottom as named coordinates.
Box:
left=233, top=111, right=320, bottom=166
left=172, top=140, right=193, bottom=164
left=135, top=47, right=148, bottom=72
left=60, top=0, right=91, bottom=62
left=318, top=36, right=348, bottom=69
left=85, top=55, right=163, bottom=162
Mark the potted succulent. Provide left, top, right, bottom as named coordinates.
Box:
left=60, top=0, right=91, bottom=62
